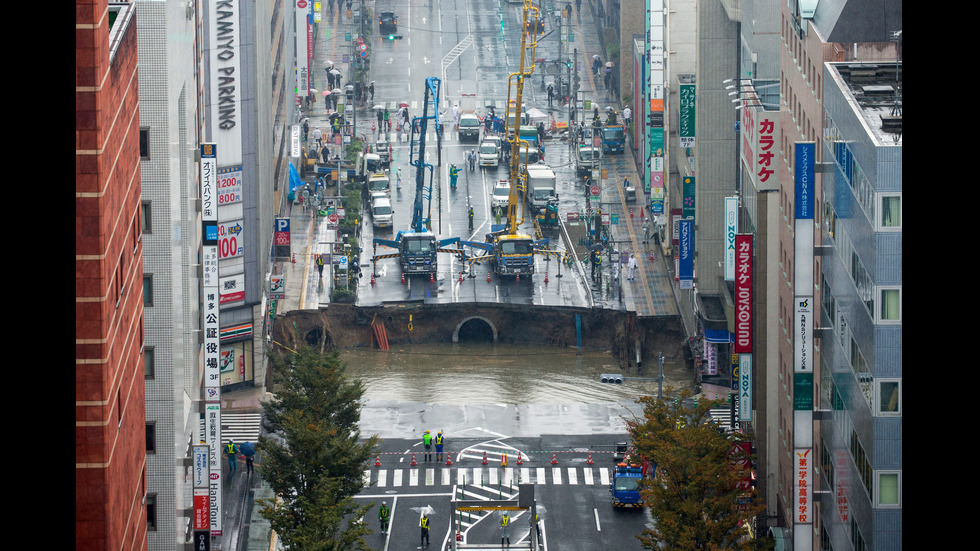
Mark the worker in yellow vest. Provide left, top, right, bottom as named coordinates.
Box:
left=420, top=513, right=430, bottom=547
left=224, top=439, right=239, bottom=473
left=435, top=431, right=444, bottom=462
left=500, top=513, right=511, bottom=547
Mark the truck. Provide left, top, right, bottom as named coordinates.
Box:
left=458, top=87, right=481, bottom=141
left=575, top=145, right=601, bottom=176
left=601, top=122, right=626, bottom=154
left=522, top=164, right=557, bottom=214
left=478, top=141, right=499, bottom=168
left=370, top=193, right=394, bottom=230
left=611, top=462, right=654, bottom=509
left=375, top=136, right=391, bottom=168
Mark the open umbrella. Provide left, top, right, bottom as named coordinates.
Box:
left=330, top=69, right=342, bottom=76
left=321, top=90, right=331, bottom=97
left=605, top=61, right=615, bottom=68
left=373, top=104, right=385, bottom=110
left=309, top=88, right=318, bottom=95
left=593, top=54, right=601, bottom=60
left=399, top=102, right=410, bottom=108
left=326, top=60, right=334, bottom=67
left=411, top=505, right=437, bottom=515
left=331, top=88, right=342, bottom=95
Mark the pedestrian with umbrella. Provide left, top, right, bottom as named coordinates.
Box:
left=411, top=506, right=436, bottom=547
left=240, top=441, right=256, bottom=475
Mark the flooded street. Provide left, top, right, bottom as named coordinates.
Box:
left=339, top=343, right=692, bottom=406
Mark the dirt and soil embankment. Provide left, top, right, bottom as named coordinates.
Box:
left=272, top=303, right=688, bottom=370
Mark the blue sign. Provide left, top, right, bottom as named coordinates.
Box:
left=794, top=142, right=815, bottom=220
left=276, top=218, right=290, bottom=233
left=679, top=219, right=694, bottom=289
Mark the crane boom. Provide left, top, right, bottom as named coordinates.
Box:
left=504, top=0, right=539, bottom=236
left=409, top=77, right=442, bottom=233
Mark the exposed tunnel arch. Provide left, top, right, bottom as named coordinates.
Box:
left=453, top=316, right=498, bottom=343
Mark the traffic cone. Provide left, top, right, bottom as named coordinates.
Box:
left=640, top=206, right=644, bottom=218
left=458, top=271, right=463, bottom=283
left=371, top=272, right=376, bottom=285
left=544, top=271, right=549, bottom=284
left=410, top=453, right=417, bottom=466
left=401, top=272, right=406, bottom=284
left=482, top=451, right=489, bottom=465
left=551, top=452, right=558, bottom=465
left=516, top=273, right=520, bottom=282
left=630, top=207, right=634, bottom=218
left=516, top=452, right=524, bottom=465
left=487, top=272, right=491, bottom=283
left=291, top=253, right=296, bottom=263
left=375, top=455, right=382, bottom=467
left=430, top=272, right=435, bottom=283
left=456, top=530, right=462, bottom=541
left=445, top=451, right=453, bottom=466
left=372, top=121, right=376, bottom=131
left=650, top=250, right=654, bottom=261
left=586, top=453, right=594, bottom=465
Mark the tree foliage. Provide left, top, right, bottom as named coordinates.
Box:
left=258, top=347, right=379, bottom=551
left=628, top=390, right=772, bottom=551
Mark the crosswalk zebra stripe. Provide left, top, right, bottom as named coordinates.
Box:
left=521, top=468, right=530, bottom=483
left=363, top=470, right=371, bottom=487
left=536, top=467, right=546, bottom=484
left=378, top=469, right=387, bottom=487
left=599, top=468, right=610, bottom=486
left=488, top=468, right=498, bottom=486
left=409, top=469, right=419, bottom=487
left=583, top=468, right=594, bottom=485
left=567, top=467, right=577, bottom=485
left=552, top=467, right=562, bottom=485
left=393, top=469, right=403, bottom=487
left=442, top=468, right=451, bottom=486
left=364, top=466, right=621, bottom=488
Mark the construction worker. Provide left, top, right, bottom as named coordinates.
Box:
left=449, top=164, right=459, bottom=190
left=224, top=439, right=239, bottom=473
left=500, top=513, right=511, bottom=547
left=468, top=206, right=474, bottom=231
left=378, top=501, right=390, bottom=534
left=316, top=254, right=325, bottom=278
left=420, top=513, right=430, bottom=547
left=423, top=430, right=433, bottom=462
left=643, top=217, right=650, bottom=243
left=435, top=431, right=444, bottom=462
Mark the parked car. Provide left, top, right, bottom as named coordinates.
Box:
left=379, top=12, right=397, bottom=34
left=479, top=141, right=499, bottom=168
left=491, top=180, right=511, bottom=210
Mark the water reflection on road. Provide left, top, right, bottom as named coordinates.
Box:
left=339, top=343, right=690, bottom=405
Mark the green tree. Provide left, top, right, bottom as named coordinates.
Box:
left=628, top=391, right=772, bottom=551
left=258, top=347, right=379, bottom=551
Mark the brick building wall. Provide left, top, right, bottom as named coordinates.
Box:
left=76, top=1, right=147, bottom=550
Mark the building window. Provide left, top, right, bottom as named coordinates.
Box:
left=141, top=201, right=152, bottom=234
left=146, top=423, right=156, bottom=453
left=879, top=194, right=901, bottom=230
left=146, top=494, right=157, bottom=530
left=140, top=128, right=150, bottom=158
left=144, top=347, right=155, bottom=379
left=877, top=287, right=901, bottom=323
left=876, top=379, right=901, bottom=415
left=143, top=275, right=153, bottom=306
left=875, top=471, right=901, bottom=507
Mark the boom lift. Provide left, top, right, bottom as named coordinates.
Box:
left=372, top=77, right=465, bottom=277
left=463, top=0, right=559, bottom=279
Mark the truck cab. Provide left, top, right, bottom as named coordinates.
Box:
left=399, top=232, right=438, bottom=273
left=357, top=152, right=384, bottom=183
left=575, top=145, right=601, bottom=176
left=458, top=113, right=481, bottom=141
left=601, top=123, right=626, bottom=154
left=367, top=172, right=391, bottom=196
left=479, top=141, right=499, bottom=167
left=375, top=137, right=391, bottom=168
left=611, top=463, right=646, bottom=509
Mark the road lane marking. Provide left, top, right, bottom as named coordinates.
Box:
left=552, top=467, right=562, bottom=485
left=599, top=467, right=610, bottom=486
left=567, top=467, right=577, bottom=484
left=583, top=468, right=594, bottom=485
left=393, top=469, right=403, bottom=487
left=594, top=508, right=601, bottom=531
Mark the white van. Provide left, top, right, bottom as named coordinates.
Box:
left=371, top=195, right=393, bottom=229
left=479, top=141, right=499, bottom=167
left=367, top=172, right=391, bottom=196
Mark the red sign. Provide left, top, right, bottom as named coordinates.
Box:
left=194, top=492, right=210, bottom=530
left=590, top=185, right=600, bottom=196
left=734, top=235, right=753, bottom=353
left=328, top=213, right=339, bottom=223
left=566, top=212, right=580, bottom=221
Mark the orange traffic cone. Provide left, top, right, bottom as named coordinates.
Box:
left=482, top=451, right=489, bottom=465
left=372, top=121, right=376, bottom=131
left=291, top=253, right=296, bottom=263
left=586, top=452, right=594, bottom=465
left=371, top=272, right=376, bottom=285
left=410, top=453, right=417, bottom=466
left=401, top=272, right=406, bottom=284
left=516, top=273, right=520, bottom=282
left=430, top=272, right=435, bottom=283
left=551, top=452, right=558, bottom=465
left=487, top=272, right=492, bottom=283
left=458, top=271, right=463, bottom=283
left=456, top=530, right=462, bottom=541
left=516, top=452, right=524, bottom=465
left=445, top=451, right=453, bottom=466
left=544, top=271, right=549, bottom=284
left=375, top=455, right=382, bottom=467
left=650, top=250, right=654, bottom=261
left=640, top=206, right=644, bottom=218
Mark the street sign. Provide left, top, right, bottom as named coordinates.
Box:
left=328, top=213, right=339, bottom=223
left=360, top=50, right=367, bottom=58
left=590, top=185, right=600, bottom=196
left=359, top=43, right=367, bottom=52
left=338, top=256, right=349, bottom=271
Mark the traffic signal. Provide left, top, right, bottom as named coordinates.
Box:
left=387, top=34, right=403, bottom=40
left=600, top=374, right=623, bottom=384
left=565, top=60, right=572, bottom=69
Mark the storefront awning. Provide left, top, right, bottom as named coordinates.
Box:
left=704, top=329, right=731, bottom=343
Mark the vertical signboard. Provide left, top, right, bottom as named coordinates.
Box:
left=193, top=444, right=210, bottom=548
left=739, top=354, right=752, bottom=421
left=740, top=101, right=779, bottom=192
left=295, top=0, right=310, bottom=98
left=734, top=235, right=752, bottom=353
left=724, top=197, right=738, bottom=281
left=200, top=143, right=222, bottom=537
left=679, top=83, right=695, bottom=147
left=208, top=1, right=242, bottom=159
left=682, top=177, right=696, bottom=219
left=793, top=142, right=815, bottom=551
left=678, top=219, right=693, bottom=289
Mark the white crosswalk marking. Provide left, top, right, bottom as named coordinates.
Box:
left=409, top=468, right=419, bottom=486
left=457, top=468, right=466, bottom=485
left=502, top=468, right=513, bottom=487
left=489, top=468, right=498, bottom=486
left=599, top=468, right=610, bottom=486
left=552, top=467, right=562, bottom=485
left=583, top=468, right=594, bottom=485
left=363, top=470, right=371, bottom=487
left=521, top=468, right=530, bottom=484
left=378, top=469, right=387, bottom=487
left=364, top=467, right=621, bottom=489
left=567, top=467, right=577, bottom=485
left=425, top=468, right=434, bottom=486
left=393, top=469, right=403, bottom=487
left=442, top=468, right=451, bottom=486
left=537, top=467, right=546, bottom=484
